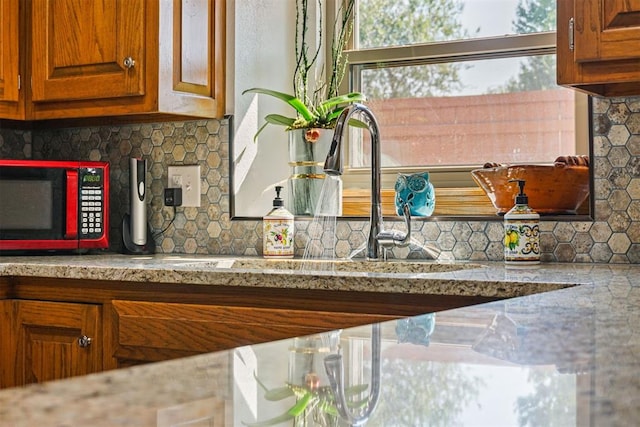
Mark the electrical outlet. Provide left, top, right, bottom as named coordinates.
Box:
left=167, top=165, right=201, bottom=207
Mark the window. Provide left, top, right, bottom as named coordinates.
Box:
left=339, top=0, right=588, bottom=192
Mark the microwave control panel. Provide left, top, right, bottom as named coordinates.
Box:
left=79, top=168, right=105, bottom=238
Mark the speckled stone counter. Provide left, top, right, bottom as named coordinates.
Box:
left=0, top=255, right=639, bottom=426
left=0, top=254, right=582, bottom=298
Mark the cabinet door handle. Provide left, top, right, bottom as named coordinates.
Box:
left=568, top=18, right=574, bottom=52
left=123, top=57, right=136, bottom=69
left=78, top=335, right=93, bottom=348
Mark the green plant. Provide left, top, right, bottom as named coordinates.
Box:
left=243, top=0, right=365, bottom=140
left=243, top=373, right=369, bottom=427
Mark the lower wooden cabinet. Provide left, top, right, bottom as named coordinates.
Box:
left=0, top=296, right=399, bottom=387
left=0, top=300, right=14, bottom=389
left=1, top=277, right=464, bottom=388
left=107, top=300, right=398, bottom=368
left=0, top=300, right=102, bottom=388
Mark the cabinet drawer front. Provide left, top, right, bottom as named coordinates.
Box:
left=111, top=300, right=395, bottom=362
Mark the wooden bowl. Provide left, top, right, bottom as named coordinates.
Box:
left=471, top=164, right=590, bottom=215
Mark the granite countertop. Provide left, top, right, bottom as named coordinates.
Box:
left=0, top=253, right=591, bottom=298
left=0, top=255, right=639, bottom=426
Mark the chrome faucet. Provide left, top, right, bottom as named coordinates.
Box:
left=324, top=103, right=411, bottom=260
left=324, top=323, right=381, bottom=426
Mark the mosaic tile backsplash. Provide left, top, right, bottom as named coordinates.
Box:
left=1, top=96, right=639, bottom=262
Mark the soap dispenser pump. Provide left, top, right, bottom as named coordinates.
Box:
left=504, top=179, right=540, bottom=264
left=263, top=186, right=294, bottom=258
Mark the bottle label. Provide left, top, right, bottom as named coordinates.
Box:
left=263, top=218, right=294, bottom=258
left=504, top=220, right=540, bottom=263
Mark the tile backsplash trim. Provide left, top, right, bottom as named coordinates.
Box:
left=1, top=95, right=639, bottom=262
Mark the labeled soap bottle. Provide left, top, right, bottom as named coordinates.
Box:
left=263, top=186, right=294, bottom=258
left=504, top=179, right=540, bottom=264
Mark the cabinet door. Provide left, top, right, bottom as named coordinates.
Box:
left=14, top=300, right=101, bottom=386
left=557, top=0, right=640, bottom=96
left=573, top=0, right=640, bottom=62
left=30, top=0, right=145, bottom=102
left=157, top=0, right=225, bottom=118
left=0, top=300, right=15, bottom=389
left=0, top=0, right=20, bottom=103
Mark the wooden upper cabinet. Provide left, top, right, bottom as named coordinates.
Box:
left=0, top=0, right=19, bottom=103
left=557, top=0, right=640, bottom=97
left=11, top=300, right=102, bottom=387
left=574, top=0, right=640, bottom=62
left=0, top=0, right=22, bottom=119
left=30, top=0, right=145, bottom=103
left=157, top=0, right=225, bottom=117
left=0, top=0, right=225, bottom=121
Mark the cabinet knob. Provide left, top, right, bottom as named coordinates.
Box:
left=123, top=57, right=136, bottom=69
left=78, top=335, right=93, bottom=348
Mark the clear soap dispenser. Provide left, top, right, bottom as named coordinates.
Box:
left=263, top=186, right=294, bottom=258
left=504, top=179, right=540, bottom=264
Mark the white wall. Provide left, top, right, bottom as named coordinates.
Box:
left=231, top=0, right=294, bottom=217
left=230, top=0, right=324, bottom=217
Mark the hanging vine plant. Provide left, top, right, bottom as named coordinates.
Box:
left=243, top=0, right=365, bottom=140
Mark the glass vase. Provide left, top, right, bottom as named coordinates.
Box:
left=287, top=330, right=342, bottom=390
left=288, top=128, right=342, bottom=216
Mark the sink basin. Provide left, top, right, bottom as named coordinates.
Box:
left=228, top=258, right=483, bottom=274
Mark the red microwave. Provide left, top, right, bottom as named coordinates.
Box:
left=0, top=159, right=109, bottom=252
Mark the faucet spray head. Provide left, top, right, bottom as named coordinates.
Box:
left=324, top=106, right=356, bottom=176
left=323, top=135, right=344, bottom=176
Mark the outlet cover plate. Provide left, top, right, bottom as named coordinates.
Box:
left=168, top=165, right=201, bottom=207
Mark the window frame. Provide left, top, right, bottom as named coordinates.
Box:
left=331, top=6, right=589, bottom=194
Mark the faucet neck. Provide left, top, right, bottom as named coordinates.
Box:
left=361, top=107, right=382, bottom=260
left=323, top=103, right=385, bottom=260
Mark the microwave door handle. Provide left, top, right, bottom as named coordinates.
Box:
left=65, top=170, right=78, bottom=239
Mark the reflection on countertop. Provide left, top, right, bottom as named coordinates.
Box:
left=0, top=255, right=639, bottom=425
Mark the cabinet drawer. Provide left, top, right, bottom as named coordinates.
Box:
left=110, top=300, right=396, bottom=364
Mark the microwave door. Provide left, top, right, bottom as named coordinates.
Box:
left=0, top=166, right=70, bottom=246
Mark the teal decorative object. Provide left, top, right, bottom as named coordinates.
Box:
left=396, top=313, right=436, bottom=347
left=394, top=172, right=435, bottom=217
